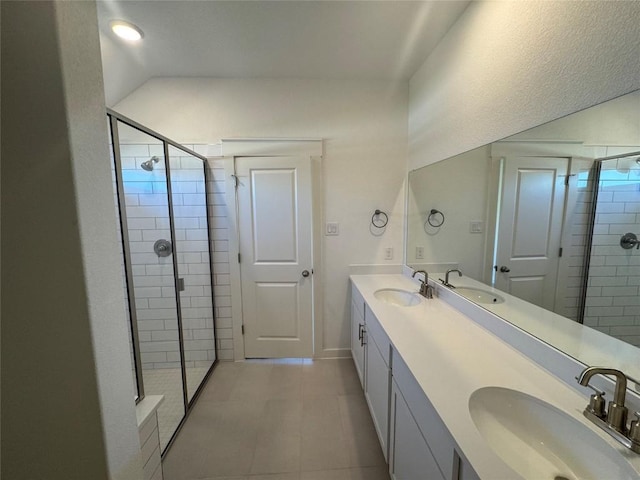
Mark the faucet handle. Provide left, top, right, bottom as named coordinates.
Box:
left=588, top=387, right=607, bottom=418
left=630, top=412, right=640, bottom=444
left=576, top=377, right=607, bottom=418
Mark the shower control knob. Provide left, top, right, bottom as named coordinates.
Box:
left=154, top=239, right=173, bottom=257
left=621, top=233, right=639, bottom=250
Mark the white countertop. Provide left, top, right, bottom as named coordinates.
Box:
left=429, top=272, right=640, bottom=382
left=350, top=274, right=640, bottom=479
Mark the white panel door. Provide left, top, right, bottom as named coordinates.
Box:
left=237, top=157, right=313, bottom=358
left=495, top=157, right=568, bottom=310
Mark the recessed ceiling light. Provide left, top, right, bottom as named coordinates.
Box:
left=110, top=20, right=144, bottom=42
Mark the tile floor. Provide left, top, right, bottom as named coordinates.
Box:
left=144, top=366, right=212, bottom=449
left=162, top=358, right=390, bottom=480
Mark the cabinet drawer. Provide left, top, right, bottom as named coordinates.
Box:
left=392, top=349, right=455, bottom=480
left=364, top=304, right=391, bottom=367
left=351, top=282, right=365, bottom=319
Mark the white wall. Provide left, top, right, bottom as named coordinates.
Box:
left=406, top=146, right=491, bottom=280
left=100, top=31, right=150, bottom=106
left=114, top=78, right=408, bottom=356
left=2, top=2, right=142, bottom=478
left=508, top=90, right=640, bottom=146
left=409, top=1, right=640, bottom=170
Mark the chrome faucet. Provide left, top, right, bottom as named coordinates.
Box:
left=412, top=270, right=433, bottom=299
left=439, top=269, right=462, bottom=288
left=577, top=366, right=640, bottom=453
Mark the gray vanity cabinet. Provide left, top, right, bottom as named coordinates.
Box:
left=390, top=378, right=444, bottom=480
left=351, top=285, right=366, bottom=387
left=364, top=305, right=391, bottom=461
left=391, top=349, right=480, bottom=480
left=350, top=284, right=391, bottom=460
left=350, top=282, right=479, bottom=479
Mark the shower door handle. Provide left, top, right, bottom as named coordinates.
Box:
left=178, top=278, right=185, bottom=291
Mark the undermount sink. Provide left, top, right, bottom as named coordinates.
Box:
left=455, top=286, right=504, bottom=304
left=469, top=387, right=637, bottom=480
left=374, top=288, right=421, bottom=307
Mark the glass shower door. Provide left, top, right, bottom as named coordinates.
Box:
left=168, top=146, right=216, bottom=402
left=114, top=121, right=186, bottom=451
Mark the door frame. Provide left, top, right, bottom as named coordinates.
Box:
left=221, top=139, right=323, bottom=360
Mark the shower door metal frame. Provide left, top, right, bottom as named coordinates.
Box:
left=107, top=109, right=219, bottom=455
left=109, top=114, right=146, bottom=402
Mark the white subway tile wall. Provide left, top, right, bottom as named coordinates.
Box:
left=203, top=155, right=234, bottom=361
left=559, top=165, right=595, bottom=321
left=584, top=156, right=640, bottom=347
left=114, top=143, right=229, bottom=374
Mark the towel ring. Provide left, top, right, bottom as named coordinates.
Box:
left=427, top=209, right=445, bottom=228
left=371, top=209, right=388, bottom=228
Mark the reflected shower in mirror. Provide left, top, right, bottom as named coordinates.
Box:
left=584, top=154, right=640, bottom=346
left=406, top=89, right=640, bottom=378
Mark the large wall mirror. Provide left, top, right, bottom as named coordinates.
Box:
left=407, top=89, right=640, bottom=380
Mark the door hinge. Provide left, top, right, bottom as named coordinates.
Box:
left=241, top=325, right=245, bottom=335
left=559, top=247, right=563, bottom=257
left=565, top=173, right=576, bottom=186
left=238, top=253, right=241, bottom=263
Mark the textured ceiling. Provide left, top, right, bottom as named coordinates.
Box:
left=97, top=0, right=470, bottom=104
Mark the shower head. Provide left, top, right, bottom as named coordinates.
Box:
left=141, top=156, right=160, bottom=171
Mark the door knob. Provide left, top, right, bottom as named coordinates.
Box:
left=302, top=270, right=310, bottom=277
left=500, top=266, right=510, bottom=273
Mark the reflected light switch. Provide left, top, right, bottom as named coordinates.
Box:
left=326, top=222, right=339, bottom=236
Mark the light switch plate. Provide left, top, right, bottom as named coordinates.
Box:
left=469, top=221, right=483, bottom=234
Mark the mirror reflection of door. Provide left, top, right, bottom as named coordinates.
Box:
left=236, top=156, right=314, bottom=358
left=493, top=157, right=568, bottom=310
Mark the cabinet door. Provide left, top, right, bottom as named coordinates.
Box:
left=458, top=454, right=481, bottom=480
left=365, top=335, right=390, bottom=460
left=390, top=380, right=444, bottom=480
left=392, top=349, right=457, bottom=479
left=351, top=299, right=365, bottom=388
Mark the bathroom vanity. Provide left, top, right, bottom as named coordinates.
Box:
left=350, top=273, right=640, bottom=480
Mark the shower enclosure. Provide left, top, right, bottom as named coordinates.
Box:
left=583, top=151, right=640, bottom=348
left=107, top=110, right=217, bottom=453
